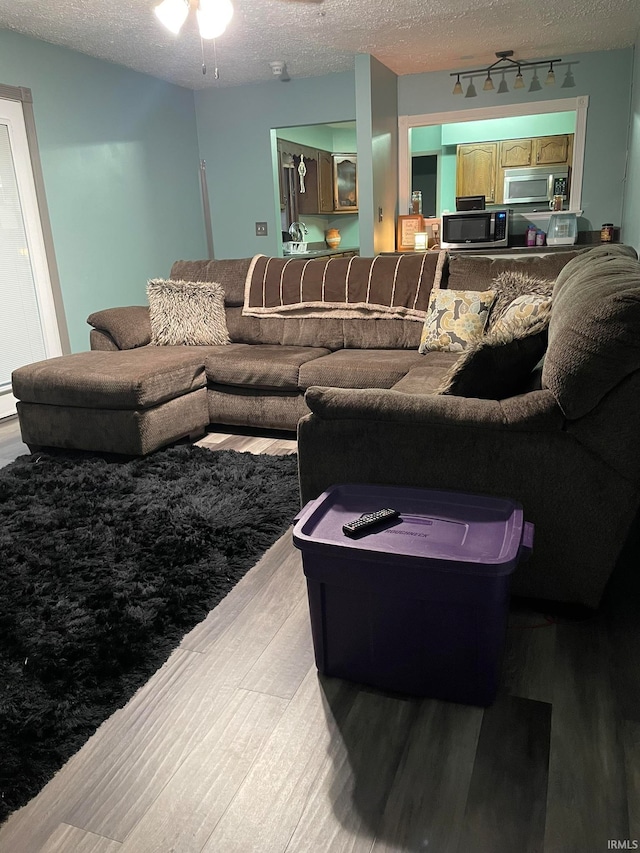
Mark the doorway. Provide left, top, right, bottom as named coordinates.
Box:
left=411, top=154, right=438, bottom=218
left=398, top=96, right=588, bottom=218
left=0, top=87, right=67, bottom=418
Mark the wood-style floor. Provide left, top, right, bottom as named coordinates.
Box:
left=0, top=414, right=639, bottom=853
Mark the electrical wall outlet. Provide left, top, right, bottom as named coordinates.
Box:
left=255, top=222, right=268, bottom=236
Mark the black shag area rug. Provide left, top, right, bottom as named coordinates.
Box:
left=0, top=445, right=300, bottom=823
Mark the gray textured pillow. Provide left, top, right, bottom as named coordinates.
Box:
left=147, top=279, right=230, bottom=346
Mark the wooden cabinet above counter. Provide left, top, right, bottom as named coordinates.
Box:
left=456, top=134, right=574, bottom=205
left=277, top=138, right=357, bottom=216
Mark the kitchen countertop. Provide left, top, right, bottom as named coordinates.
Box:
left=281, top=245, right=359, bottom=259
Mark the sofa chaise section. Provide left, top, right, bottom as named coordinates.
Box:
left=12, top=348, right=211, bottom=455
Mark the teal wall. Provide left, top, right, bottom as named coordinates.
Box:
left=0, top=30, right=205, bottom=352
left=440, top=111, right=576, bottom=145
left=622, top=39, right=640, bottom=251
left=194, top=73, right=356, bottom=258
left=399, top=49, right=633, bottom=232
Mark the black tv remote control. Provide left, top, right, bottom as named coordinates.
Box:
left=342, top=508, right=400, bottom=537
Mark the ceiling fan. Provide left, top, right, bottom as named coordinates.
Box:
left=154, top=0, right=323, bottom=77
left=154, top=0, right=324, bottom=42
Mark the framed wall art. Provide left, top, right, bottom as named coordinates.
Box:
left=396, top=214, right=425, bottom=251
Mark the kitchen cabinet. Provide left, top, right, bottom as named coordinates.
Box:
left=456, top=143, right=498, bottom=203
left=534, top=134, right=572, bottom=165
left=499, top=134, right=573, bottom=168
left=277, top=139, right=357, bottom=217
left=318, top=150, right=334, bottom=213
left=457, top=134, right=574, bottom=205
left=500, top=138, right=534, bottom=167
left=333, top=154, right=358, bottom=211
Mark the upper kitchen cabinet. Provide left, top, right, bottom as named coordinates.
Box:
left=534, top=134, right=572, bottom=165
left=500, top=138, right=534, bottom=168
left=456, top=134, right=575, bottom=205
left=333, top=154, right=358, bottom=211
left=277, top=139, right=357, bottom=217
left=499, top=134, right=573, bottom=168
left=456, top=143, right=498, bottom=203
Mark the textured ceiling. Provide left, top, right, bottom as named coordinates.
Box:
left=1, top=0, right=639, bottom=90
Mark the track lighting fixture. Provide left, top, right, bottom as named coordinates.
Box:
left=451, top=50, right=569, bottom=97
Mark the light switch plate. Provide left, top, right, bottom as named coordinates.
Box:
left=255, top=222, right=268, bottom=236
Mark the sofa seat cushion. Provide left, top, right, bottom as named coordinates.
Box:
left=298, top=349, right=424, bottom=391
left=204, top=344, right=330, bottom=390
left=12, top=348, right=211, bottom=410
left=391, top=353, right=461, bottom=395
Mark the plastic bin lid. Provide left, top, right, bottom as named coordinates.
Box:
left=293, top=484, right=532, bottom=576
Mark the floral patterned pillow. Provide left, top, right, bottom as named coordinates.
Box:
left=418, top=288, right=496, bottom=353
left=492, top=293, right=552, bottom=335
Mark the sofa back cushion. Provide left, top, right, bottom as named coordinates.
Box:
left=446, top=250, right=583, bottom=292
left=341, top=317, right=423, bottom=349
left=170, top=258, right=253, bottom=307
left=542, top=244, right=640, bottom=419
left=224, top=307, right=285, bottom=345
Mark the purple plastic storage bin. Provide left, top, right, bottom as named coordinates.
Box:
left=293, top=484, right=533, bottom=706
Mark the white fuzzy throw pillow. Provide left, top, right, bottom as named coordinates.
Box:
left=147, top=279, right=230, bottom=346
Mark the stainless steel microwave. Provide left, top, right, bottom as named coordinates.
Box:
left=440, top=209, right=509, bottom=249
left=503, top=165, right=570, bottom=206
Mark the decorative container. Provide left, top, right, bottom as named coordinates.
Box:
left=325, top=228, right=341, bottom=249
left=293, top=483, right=533, bottom=705
left=547, top=212, right=577, bottom=246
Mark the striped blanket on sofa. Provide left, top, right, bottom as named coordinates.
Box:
left=242, top=252, right=446, bottom=321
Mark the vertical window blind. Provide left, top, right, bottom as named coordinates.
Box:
left=0, top=122, right=46, bottom=392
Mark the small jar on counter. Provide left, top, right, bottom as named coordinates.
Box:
left=601, top=223, right=614, bottom=243
left=535, top=229, right=546, bottom=246
left=526, top=224, right=537, bottom=247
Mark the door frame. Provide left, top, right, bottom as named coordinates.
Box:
left=398, top=96, right=589, bottom=218
left=0, top=84, right=69, bottom=418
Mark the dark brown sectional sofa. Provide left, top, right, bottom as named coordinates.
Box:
left=12, top=245, right=640, bottom=608
left=12, top=249, right=582, bottom=455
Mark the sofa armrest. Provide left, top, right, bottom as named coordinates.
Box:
left=87, top=306, right=151, bottom=350
left=298, top=383, right=633, bottom=609
left=303, top=385, right=563, bottom=431
left=90, top=328, right=120, bottom=351
left=298, top=386, right=566, bottom=508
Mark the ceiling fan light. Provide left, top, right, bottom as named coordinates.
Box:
left=514, top=68, right=524, bottom=89
left=545, top=64, right=555, bottom=85
left=483, top=73, right=494, bottom=91
left=197, top=0, right=234, bottom=39
left=154, top=0, right=189, bottom=35
left=452, top=75, right=463, bottom=95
